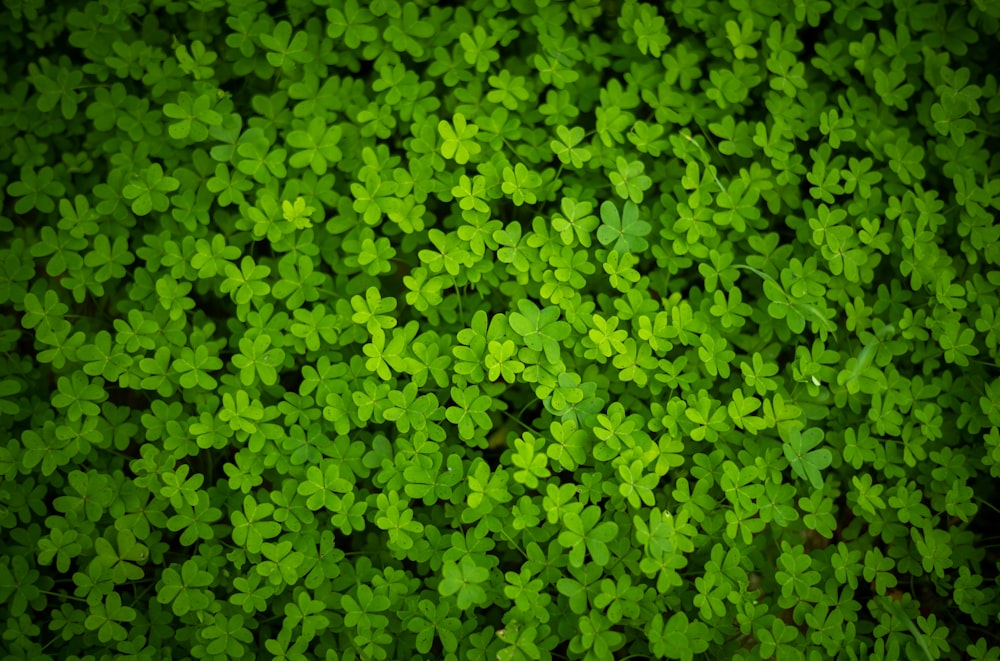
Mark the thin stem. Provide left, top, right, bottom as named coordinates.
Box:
left=679, top=130, right=726, bottom=193
left=974, top=496, right=1000, bottom=517
left=500, top=407, right=534, bottom=433
left=454, top=276, right=465, bottom=326
left=515, top=398, right=536, bottom=418
left=39, top=590, right=89, bottom=604
left=499, top=528, right=526, bottom=558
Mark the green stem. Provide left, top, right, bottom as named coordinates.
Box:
left=975, top=496, right=1000, bottom=516
left=39, top=590, right=89, bottom=604
left=499, top=528, right=526, bottom=558
left=454, top=276, right=465, bottom=325
left=501, top=407, right=535, bottom=433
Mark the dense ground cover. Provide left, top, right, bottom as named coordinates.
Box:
left=1, top=0, right=1000, bottom=659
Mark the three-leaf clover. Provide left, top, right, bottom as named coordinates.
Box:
left=27, top=62, right=86, bottom=119
left=157, top=559, right=214, bottom=616
left=123, top=163, right=179, bottom=216
left=232, top=334, right=284, bottom=387
left=610, top=157, right=653, bottom=204
left=508, top=299, right=571, bottom=364
left=439, top=556, right=490, bottom=610
left=52, top=372, right=107, bottom=421
left=445, top=385, right=493, bottom=441
left=511, top=432, right=551, bottom=489
left=501, top=163, right=542, bottom=206
left=85, top=591, right=136, bottom=643
left=298, top=462, right=352, bottom=512
left=597, top=200, right=650, bottom=254
left=341, top=584, right=390, bottom=630
left=220, top=256, right=271, bottom=307
left=782, top=427, right=832, bottom=489
left=173, top=345, right=223, bottom=389
left=438, top=113, right=481, bottom=164
left=557, top=505, right=619, bottom=567
left=162, top=91, right=222, bottom=141
left=7, top=165, right=66, bottom=214
left=230, top=495, right=281, bottom=553
left=286, top=117, right=343, bottom=175
left=485, top=339, right=525, bottom=382
left=259, top=21, right=313, bottom=71
left=551, top=126, right=592, bottom=169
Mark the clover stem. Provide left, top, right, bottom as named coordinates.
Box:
left=39, top=590, right=89, bottom=603
left=679, top=130, right=725, bottom=193
left=498, top=528, right=526, bottom=558
left=515, top=398, right=536, bottom=419
left=499, top=408, right=534, bottom=435
left=975, top=496, right=1000, bottom=516
left=453, top=275, right=465, bottom=325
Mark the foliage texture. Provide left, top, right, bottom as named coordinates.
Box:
left=1, top=0, right=1000, bottom=660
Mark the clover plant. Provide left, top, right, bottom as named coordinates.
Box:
left=2, top=0, right=1000, bottom=660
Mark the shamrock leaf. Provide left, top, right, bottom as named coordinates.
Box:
left=511, top=432, right=551, bottom=489
left=551, top=126, right=592, bottom=168
left=286, top=117, right=343, bottom=175
left=85, top=591, right=136, bottom=643
left=609, top=157, right=652, bottom=204
left=173, top=344, right=223, bottom=389
left=439, top=556, right=490, bottom=610
left=508, top=299, right=571, bottom=364
left=557, top=505, right=619, bottom=567
left=597, top=200, right=650, bottom=254
left=220, top=256, right=271, bottom=306
left=162, top=91, right=222, bottom=141
left=297, top=460, right=352, bottom=511
left=230, top=495, right=281, bottom=553
left=325, top=0, right=378, bottom=49
left=259, top=21, right=313, bottom=71
left=8, top=165, right=66, bottom=215
left=438, top=113, right=481, bottom=164
left=501, top=163, right=542, bottom=206
left=157, top=559, right=214, bottom=616
left=485, top=339, right=525, bottom=382
left=232, top=334, right=284, bottom=387
left=782, top=427, right=832, bottom=489
left=446, top=385, right=493, bottom=442
left=27, top=61, right=86, bottom=119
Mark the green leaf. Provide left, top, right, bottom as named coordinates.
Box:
left=28, top=61, right=86, bottom=119
left=551, top=126, right=592, bottom=169
left=326, top=0, right=378, bottom=48
left=286, top=117, right=343, bottom=175
left=156, top=559, right=213, bottom=616
left=232, top=334, right=284, bottom=387
left=501, top=163, right=542, bottom=206
left=52, top=372, right=107, bottom=421
left=438, top=113, right=481, bottom=164
left=439, top=556, right=489, bottom=610
left=7, top=165, right=65, bottom=214
left=782, top=427, right=832, bottom=489
left=511, top=432, right=551, bottom=489
left=445, top=385, right=493, bottom=441
left=162, top=91, right=222, bottom=141
left=557, top=505, right=618, bottom=567
left=230, top=495, right=281, bottom=553
left=597, top=200, right=650, bottom=254
left=298, top=461, right=352, bottom=511
left=647, top=611, right=711, bottom=661
left=609, top=157, right=652, bottom=204
left=508, top=299, right=571, bottom=364
left=85, top=591, right=136, bottom=643
left=122, top=163, right=179, bottom=216
left=220, top=256, right=271, bottom=307
left=259, top=21, right=313, bottom=71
